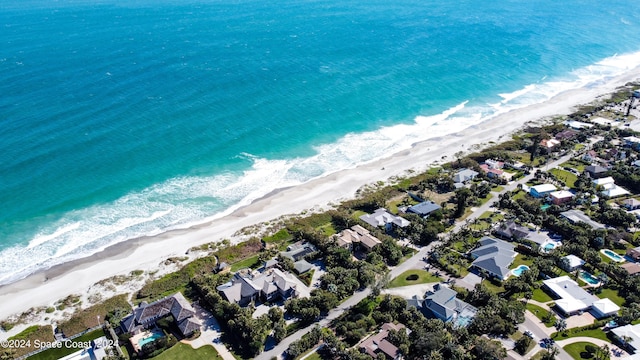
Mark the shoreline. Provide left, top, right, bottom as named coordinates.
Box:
left=1, top=66, right=639, bottom=323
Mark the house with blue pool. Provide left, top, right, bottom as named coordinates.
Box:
left=423, top=284, right=476, bottom=327
left=469, top=237, right=517, bottom=280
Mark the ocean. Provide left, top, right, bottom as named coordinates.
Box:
left=1, top=0, right=639, bottom=285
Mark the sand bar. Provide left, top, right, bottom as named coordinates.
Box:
left=0, top=66, right=639, bottom=323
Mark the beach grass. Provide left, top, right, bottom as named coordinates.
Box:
left=150, top=343, right=222, bottom=360
left=230, top=254, right=261, bottom=272
left=387, top=269, right=442, bottom=288
left=59, top=294, right=130, bottom=336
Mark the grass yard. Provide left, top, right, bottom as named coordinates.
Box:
left=230, top=254, right=261, bottom=272
left=532, top=288, right=554, bottom=303
left=511, top=254, right=535, bottom=268
left=482, top=279, right=505, bottom=295
left=512, top=190, right=527, bottom=201
left=563, top=341, right=600, bottom=360
left=552, top=328, right=609, bottom=342
left=597, top=288, right=626, bottom=307
left=388, top=269, right=442, bottom=288
left=151, top=343, right=222, bottom=360
left=549, top=168, right=578, bottom=188
left=26, top=329, right=106, bottom=360
left=526, top=303, right=556, bottom=327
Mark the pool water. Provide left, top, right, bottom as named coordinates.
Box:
left=511, top=265, right=530, bottom=277
left=601, top=249, right=625, bottom=262
left=544, top=243, right=556, bottom=251
left=579, top=271, right=600, bottom=285
left=138, top=331, right=164, bottom=347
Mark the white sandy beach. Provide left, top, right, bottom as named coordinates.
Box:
left=0, top=66, right=639, bottom=330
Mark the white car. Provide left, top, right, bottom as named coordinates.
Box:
left=524, top=330, right=535, bottom=339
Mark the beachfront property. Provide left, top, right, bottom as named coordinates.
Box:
left=593, top=176, right=630, bottom=198
left=453, top=168, right=479, bottom=184
left=120, top=292, right=201, bottom=338
left=406, top=200, right=441, bottom=218
left=280, top=242, right=317, bottom=262
left=493, top=220, right=530, bottom=241
left=468, top=237, right=517, bottom=280
left=560, top=209, right=606, bottom=229
left=423, top=284, right=476, bottom=327
left=217, top=268, right=299, bottom=305
left=529, top=183, right=557, bottom=198
left=359, top=322, right=407, bottom=360
left=539, top=138, right=561, bottom=152
left=565, top=120, right=595, bottom=130
left=560, top=254, right=586, bottom=272
left=549, top=190, right=574, bottom=205
left=555, top=129, right=578, bottom=141
left=479, top=164, right=504, bottom=179
left=335, top=224, right=382, bottom=252
left=360, top=208, right=410, bottom=233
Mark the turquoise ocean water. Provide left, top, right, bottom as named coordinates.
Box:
left=1, top=0, right=640, bottom=285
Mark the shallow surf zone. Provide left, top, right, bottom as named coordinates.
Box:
left=1, top=51, right=640, bottom=286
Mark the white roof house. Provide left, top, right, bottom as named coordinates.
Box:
left=612, top=324, right=640, bottom=353
left=591, top=298, right=620, bottom=319
left=593, top=177, right=629, bottom=198
left=360, top=208, right=410, bottom=228
left=560, top=254, right=585, bottom=272
left=550, top=190, right=574, bottom=204
left=530, top=184, right=557, bottom=198
left=542, top=276, right=598, bottom=315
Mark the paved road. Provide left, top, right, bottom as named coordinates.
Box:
left=256, top=152, right=576, bottom=360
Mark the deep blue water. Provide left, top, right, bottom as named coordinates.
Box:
left=1, top=0, right=640, bottom=284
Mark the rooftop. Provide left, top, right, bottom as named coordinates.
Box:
left=542, top=276, right=598, bottom=314
left=561, top=210, right=605, bottom=229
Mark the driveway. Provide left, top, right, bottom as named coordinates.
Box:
left=182, top=303, right=236, bottom=360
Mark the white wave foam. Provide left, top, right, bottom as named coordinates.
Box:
left=2, top=49, right=640, bottom=285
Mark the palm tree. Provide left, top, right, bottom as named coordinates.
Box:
left=555, top=318, right=567, bottom=335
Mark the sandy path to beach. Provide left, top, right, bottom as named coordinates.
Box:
left=0, top=66, right=638, bottom=323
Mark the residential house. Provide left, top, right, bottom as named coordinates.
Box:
left=360, top=323, right=407, bottom=360
left=407, top=201, right=441, bottom=218
left=585, top=165, right=609, bottom=179
left=469, top=237, right=517, bottom=280
left=593, top=176, right=629, bottom=198
left=423, top=284, right=477, bottom=326
left=293, top=259, right=314, bottom=274
left=625, top=136, right=640, bottom=150
left=583, top=150, right=599, bottom=163
left=542, top=276, right=600, bottom=316
left=281, top=242, right=317, bottom=262
left=623, top=198, right=640, bottom=210
left=565, top=120, right=594, bottom=130
left=484, top=159, right=504, bottom=170
left=560, top=254, right=586, bottom=272
left=561, top=210, right=606, bottom=229
left=592, top=298, right=621, bottom=319
left=529, top=184, right=557, bottom=198
left=555, top=129, right=578, bottom=141
left=621, top=262, right=640, bottom=276
left=549, top=190, right=574, bottom=205
left=453, top=168, right=479, bottom=184
left=479, top=164, right=504, bottom=179
left=494, top=220, right=530, bottom=241
left=612, top=323, right=640, bottom=354
left=632, top=160, right=640, bottom=168
left=540, top=138, right=561, bottom=152
left=626, top=246, right=640, bottom=261
left=335, top=225, right=382, bottom=252
left=120, top=292, right=201, bottom=337
left=216, top=268, right=298, bottom=305
left=360, top=208, right=410, bottom=233
left=59, top=336, right=109, bottom=360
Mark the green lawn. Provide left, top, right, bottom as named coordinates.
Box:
left=151, top=343, right=222, bottom=360
left=549, top=168, right=578, bottom=188
left=526, top=303, right=556, bottom=327
left=553, top=329, right=609, bottom=342
left=388, top=269, right=442, bottom=288
left=561, top=159, right=586, bottom=172
left=230, top=254, right=261, bottom=272
left=512, top=190, right=527, bottom=201
left=574, top=143, right=586, bottom=151
left=26, top=329, right=106, bottom=360
left=511, top=254, right=535, bottom=268
left=597, top=288, right=626, bottom=307
left=482, top=279, right=505, bottom=295
left=492, top=186, right=505, bottom=192
left=531, top=288, right=554, bottom=303
left=563, top=341, right=600, bottom=360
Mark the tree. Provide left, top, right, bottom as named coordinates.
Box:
left=514, top=336, right=532, bottom=355
left=554, top=318, right=567, bottom=334
left=472, top=337, right=507, bottom=360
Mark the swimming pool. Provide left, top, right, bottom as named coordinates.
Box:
left=601, top=249, right=625, bottom=263
left=579, top=271, right=600, bottom=285
left=138, top=331, right=164, bottom=348
left=541, top=241, right=561, bottom=253
left=511, top=265, right=530, bottom=277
